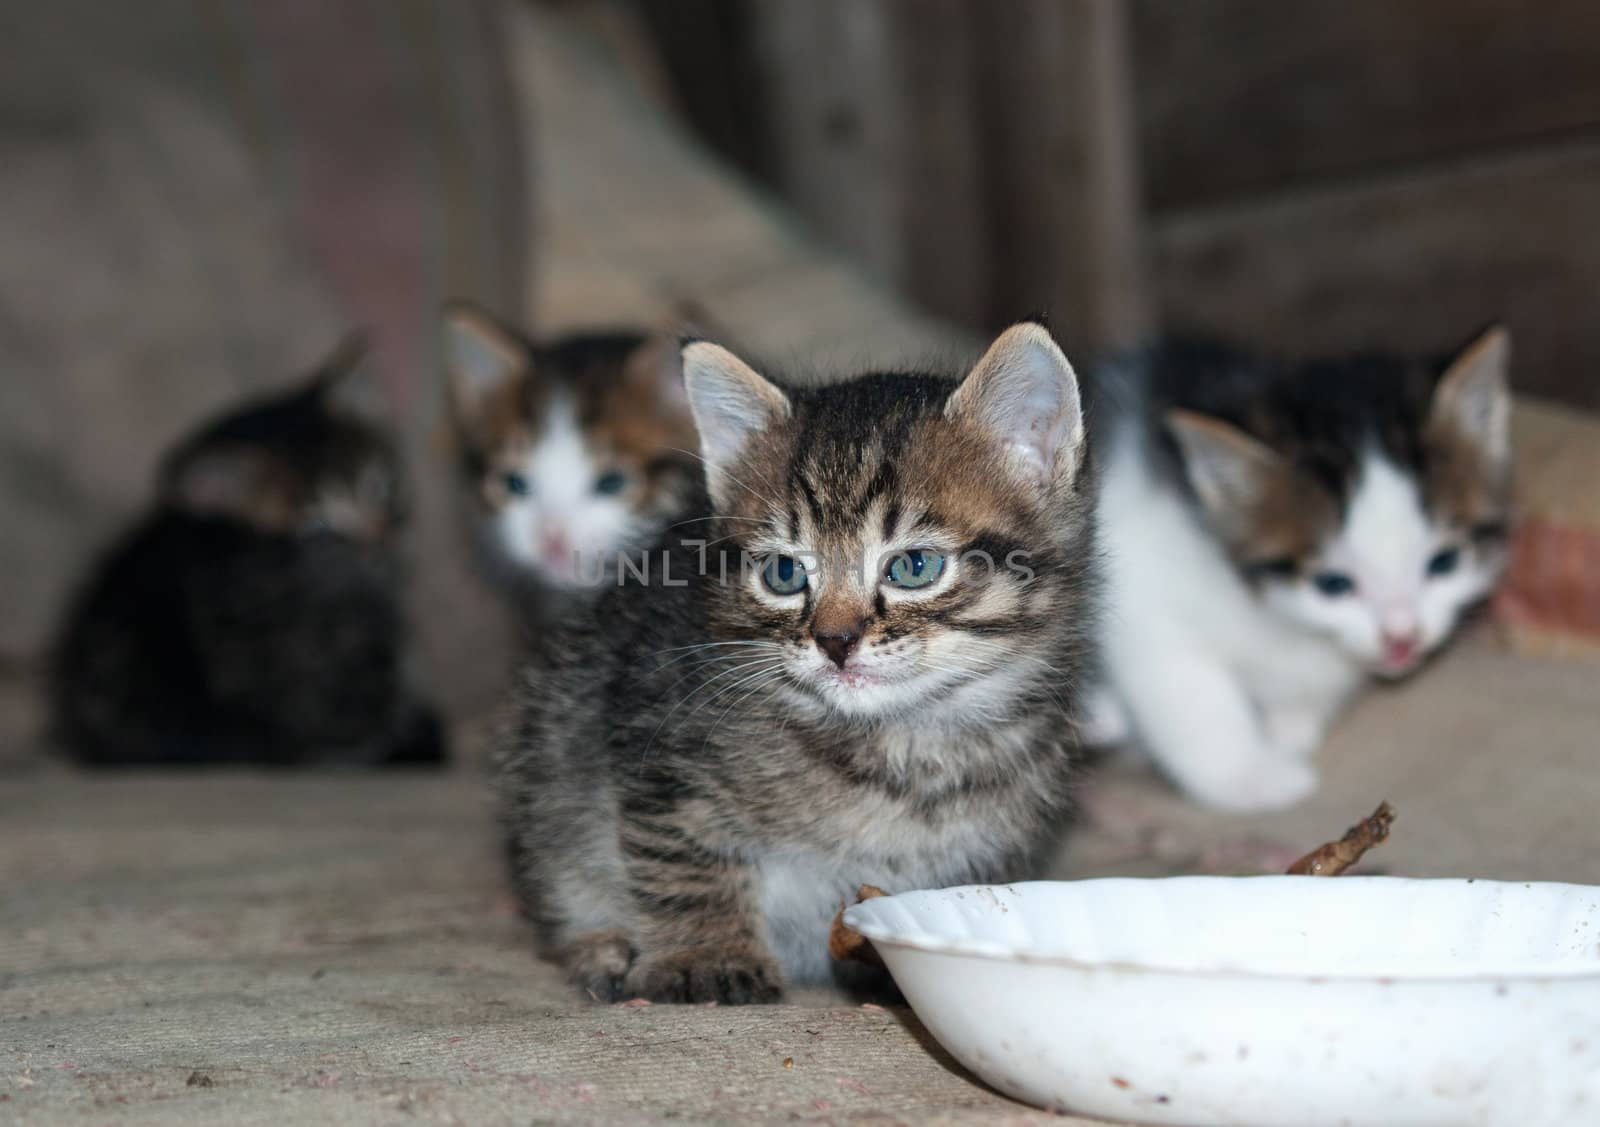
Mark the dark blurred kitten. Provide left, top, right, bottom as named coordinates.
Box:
left=53, top=338, right=444, bottom=768
left=442, top=304, right=699, bottom=604
left=498, top=322, right=1097, bottom=1004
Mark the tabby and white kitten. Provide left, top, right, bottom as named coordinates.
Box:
left=54, top=338, right=444, bottom=767
left=443, top=304, right=698, bottom=598
left=498, top=322, right=1096, bottom=1003
left=1088, top=327, right=1513, bottom=811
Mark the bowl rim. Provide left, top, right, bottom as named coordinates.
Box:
left=841, top=875, right=1600, bottom=983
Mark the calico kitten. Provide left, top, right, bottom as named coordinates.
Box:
left=498, top=322, right=1096, bottom=1004
left=442, top=304, right=699, bottom=598
left=1088, top=327, right=1512, bottom=810
left=53, top=338, right=444, bottom=768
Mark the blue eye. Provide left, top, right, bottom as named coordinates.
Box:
left=1312, top=571, right=1356, bottom=597
left=502, top=472, right=531, bottom=497
left=762, top=554, right=808, bottom=595
left=885, top=549, right=946, bottom=590
left=594, top=471, right=628, bottom=496
left=1426, top=546, right=1461, bottom=578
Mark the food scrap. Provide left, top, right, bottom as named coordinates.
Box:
left=1286, top=801, right=1396, bottom=876
left=827, top=884, right=888, bottom=966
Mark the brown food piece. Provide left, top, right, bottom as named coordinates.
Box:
left=1286, top=802, right=1397, bottom=876
left=828, top=884, right=889, bottom=967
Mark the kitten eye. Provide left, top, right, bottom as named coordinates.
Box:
left=594, top=471, right=628, bottom=496
left=502, top=472, right=531, bottom=497
left=761, top=554, right=808, bottom=596
left=1426, top=546, right=1461, bottom=578
left=884, top=549, right=946, bottom=590
left=1311, top=571, right=1356, bottom=597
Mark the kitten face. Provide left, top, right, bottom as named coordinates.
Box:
left=685, top=323, right=1091, bottom=723
left=163, top=336, right=404, bottom=543
left=1169, top=327, right=1512, bottom=676
left=444, top=307, right=696, bottom=588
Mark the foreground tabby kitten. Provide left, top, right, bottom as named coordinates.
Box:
left=54, top=339, right=443, bottom=767
left=443, top=304, right=698, bottom=598
left=1089, top=327, right=1512, bottom=810
left=498, top=322, right=1096, bottom=1003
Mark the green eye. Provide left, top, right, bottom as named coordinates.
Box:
left=594, top=470, right=628, bottom=496
left=885, top=549, right=945, bottom=589
left=762, top=554, right=808, bottom=595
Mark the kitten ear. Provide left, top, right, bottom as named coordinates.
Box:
left=1429, top=325, right=1512, bottom=470
left=623, top=329, right=689, bottom=416
left=309, top=333, right=380, bottom=418
left=1165, top=409, right=1285, bottom=517
left=681, top=341, right=790, bottom=509
left=442, top=302, right=528, bottom=423
left=946, top=321, right=1085, bottom=491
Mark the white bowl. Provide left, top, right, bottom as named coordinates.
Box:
left=843, top=878, right=1600, bottom=1127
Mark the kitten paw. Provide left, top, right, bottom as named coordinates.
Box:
left=624, top=947, right=784, bottom=1005
left=1263, top=708, right=1328, bottom=761
left=560, top=930, right=636, bottom=1002
left=1185, top=758, right=1319, bottom=813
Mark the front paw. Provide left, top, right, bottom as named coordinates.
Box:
left=1184, top=757, right=1319, bottom=813
left=1263, top=708, right=1328, bottom=761
left=624, top=946, right=784, bottom=1005
left=560, top=930, right=636, bottom=1002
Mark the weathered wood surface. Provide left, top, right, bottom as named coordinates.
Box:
left=1151, top=141, right=1600, bottom=409
left=1133, top=0, right=1600, bottom=210
left=727, top=0, right=1151, bottom=347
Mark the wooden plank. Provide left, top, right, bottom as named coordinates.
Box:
left=742, top=0, right=1151, bottom=344
left=974, top=0, right=1150, bottom=347
left=1150, top=141, right=1600, bottom=409
left=1133, top=0, right=1600, bottom=210
left=882, top=0, right=991, bottom=325
left=744, top=0, right=909, bottom=293
left=741, top=0, right=992, bottom=325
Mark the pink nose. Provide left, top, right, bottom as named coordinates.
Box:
left=1381, top=629, right=1420, bottom=666
left=541, top=531, right=571, bottom=569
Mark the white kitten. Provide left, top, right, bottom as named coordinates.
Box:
left=442, top=304, right=698, bottom=599
left=1088, top=328, right=1513, bottom=811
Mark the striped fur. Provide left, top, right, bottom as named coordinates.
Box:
left=496, top=323, right=1097, bottom=1003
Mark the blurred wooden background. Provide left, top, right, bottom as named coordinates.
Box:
left=588, top=0, right=1600, bottom=407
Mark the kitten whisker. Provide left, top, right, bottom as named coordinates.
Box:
left=638, top=656, right=791, bottom=766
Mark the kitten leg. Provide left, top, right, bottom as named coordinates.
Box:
left=1113, top=643, right=1318, bottom=812
left=619, top=826, right=783, bottom=1005
left=1262, top=705, right=1331, bottom=761
left=381, top=697, right=447, bottom=767
left=503, top=776, right=639, bottom=999
left=1263, top=676, right=1358, bottom=761
left=1078, top=682, right=1133, bottom=747
left=558, top=929, right=636, bottom=1002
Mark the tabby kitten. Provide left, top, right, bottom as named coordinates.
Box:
left=498, top=322, right=1096, bottom=1004
left=1087, top=327, right=1512, bottom=810
left=442, top=304, right=699, bottom=598
left=53, top=338, right=444, bottom=767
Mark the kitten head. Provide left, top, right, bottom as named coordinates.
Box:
left=161, top=336, right=404, bottom=542
left=683, top=322, right=1094, bottom=723
left=1166, top=326, right=1513, bottom=677
left=443, top=304, right=698, bottom=588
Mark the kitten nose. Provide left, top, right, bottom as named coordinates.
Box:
left=541, top=529, right=571, bottom=568
left=1381, top=628, right=1420, bottom=666
left=814, top=623, right=864, bottom=669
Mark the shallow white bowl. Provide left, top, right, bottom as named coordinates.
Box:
left=843, top=878, right=1600, bottom=1127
